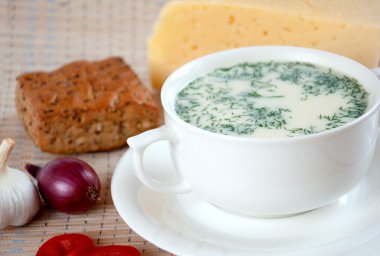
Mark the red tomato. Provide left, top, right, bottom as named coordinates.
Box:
left=89, top=245, right=140, bottom=256
left=36, top=233, right=140, bottom=256
left=36, top=233, right=94, bottom=256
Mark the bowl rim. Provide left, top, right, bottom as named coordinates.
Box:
left=161, top=46, right=380, bottom=143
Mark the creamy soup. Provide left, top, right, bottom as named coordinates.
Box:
left=174, top=62, right=369, bottom=138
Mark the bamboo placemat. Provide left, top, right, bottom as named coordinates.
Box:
left=0, top=0, right=174, bottom=255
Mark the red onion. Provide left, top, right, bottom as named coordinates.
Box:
left=26, top=157, right=100, bottom=213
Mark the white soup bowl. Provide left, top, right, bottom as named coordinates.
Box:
left=128, top=46, right=380, bottom=217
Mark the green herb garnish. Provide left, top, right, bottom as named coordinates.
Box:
left=175, top=62, right=368, bottom=137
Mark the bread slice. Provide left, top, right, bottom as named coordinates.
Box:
left=16, top=57, right=163, bottom=154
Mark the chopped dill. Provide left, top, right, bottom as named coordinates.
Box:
left=174, top=62, right=368, bottom=137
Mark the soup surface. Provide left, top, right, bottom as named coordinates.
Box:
left=174, top=62, right=369, bottom=138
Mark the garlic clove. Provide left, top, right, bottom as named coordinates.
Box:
left=0, top=138, right=41, bottom=228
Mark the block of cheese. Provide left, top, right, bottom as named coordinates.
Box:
left=148, top=0, right=380, bottom=89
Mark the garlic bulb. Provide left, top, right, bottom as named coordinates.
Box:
left=0, top=138, right=40, bottom=228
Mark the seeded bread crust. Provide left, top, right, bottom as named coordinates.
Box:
left=16, top=57, right=163, bottom=154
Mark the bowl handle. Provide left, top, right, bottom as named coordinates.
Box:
left=127, top=127, right=191, bottom=194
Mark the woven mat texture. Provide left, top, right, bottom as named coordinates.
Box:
left=0, top=0, right=174, bottom=255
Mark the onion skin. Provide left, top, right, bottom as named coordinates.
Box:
left=26, top=157, right=100, bottom=213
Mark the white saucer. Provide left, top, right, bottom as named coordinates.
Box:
left=111, top=137, right=380, bottom=256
